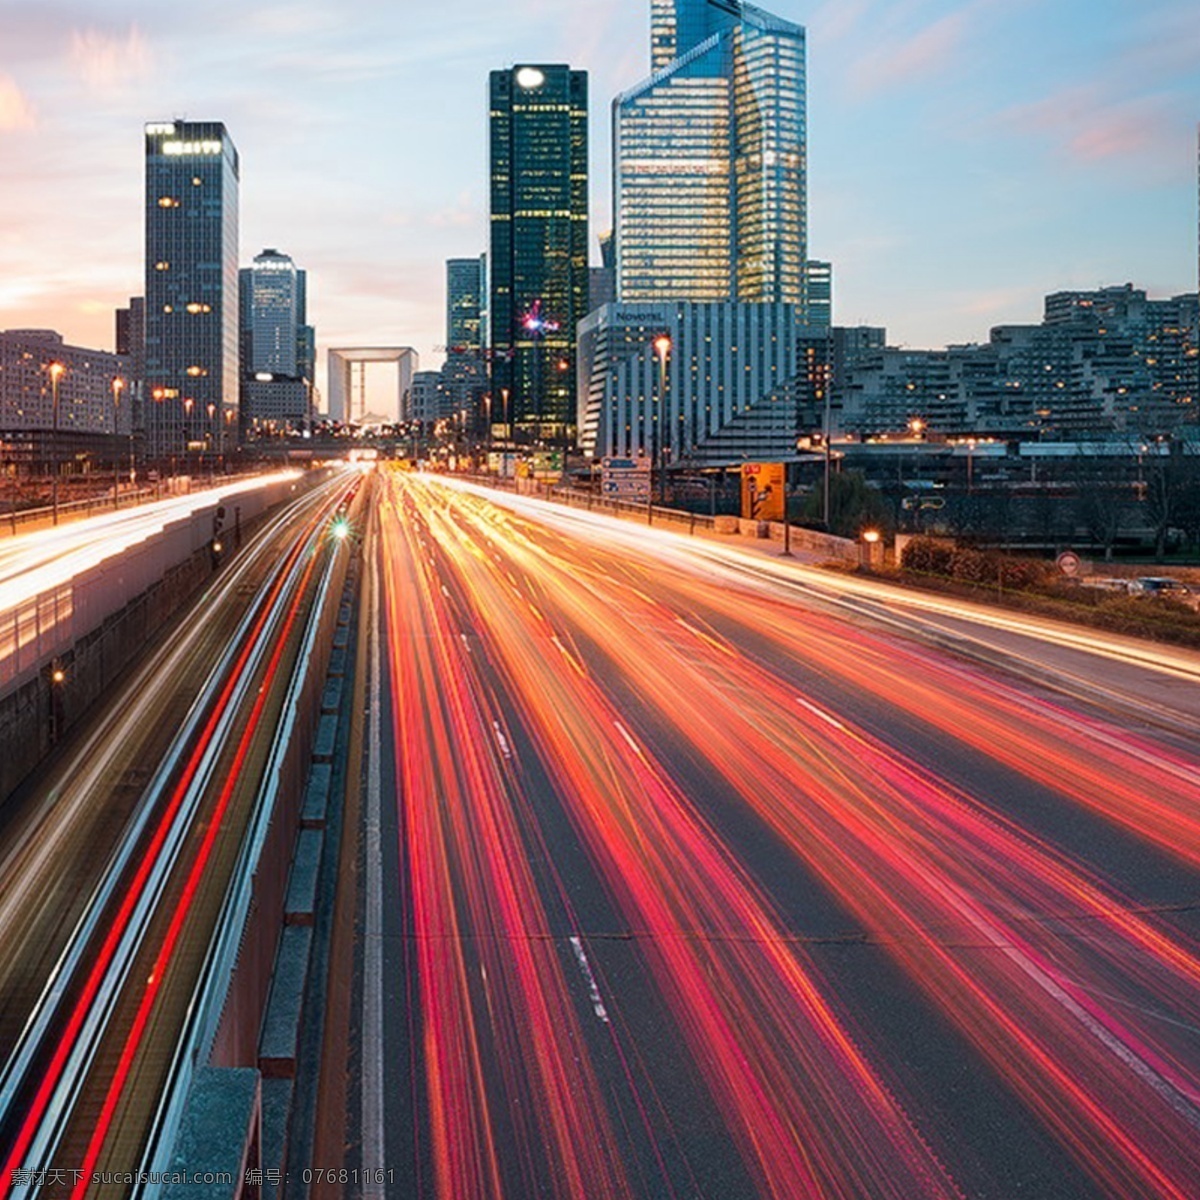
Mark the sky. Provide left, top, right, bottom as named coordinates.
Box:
left=0, top=0, right=1197, bottom=399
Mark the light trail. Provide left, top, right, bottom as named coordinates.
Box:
left=376, top=473, right=1200, bottom=1199
left=378, top=474, right=965, bottom=1200
left=379, top=481, right=633, bottom=1200
left=0, top=476, right=359, bottom=1190
left=0, top=471, right=305, bottom=612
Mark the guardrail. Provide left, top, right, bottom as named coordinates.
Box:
left=461, top=474, right=720, bottom=534
left=457, top=474, right=863, bottom=561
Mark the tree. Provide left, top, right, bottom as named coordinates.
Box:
left=799, top=469, right=891, bottom=538
left=1144, top=450, right=1200, bottom=558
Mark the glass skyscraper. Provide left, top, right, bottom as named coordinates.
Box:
left=446, top=257, right=485, bottom=354
left=144, top=120, right=239, bottom=458
left=488, top=65, right=588, bottom=438
left=615, top=0, right=806, bottom=310
left=238, top=248, right=314, bottom=432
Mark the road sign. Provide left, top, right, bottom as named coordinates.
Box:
left=1056, top=550, right=1082, bottom=577
left=602, top=455, right=651, bottom=500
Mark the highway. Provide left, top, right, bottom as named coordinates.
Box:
left=329, top=470, right=1200, bottom=1200
left=0, top=470, right=360, bottom=1197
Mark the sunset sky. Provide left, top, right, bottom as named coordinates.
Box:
left=0, top=0, right=1196, bottom=399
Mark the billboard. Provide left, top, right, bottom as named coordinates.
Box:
left=740, top=462, right=786, bottom=521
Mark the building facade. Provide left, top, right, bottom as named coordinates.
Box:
left=578, top=300, right=818, bottom=467
left=614, top=0, right=807, bottom=310
left=144, top=120, right=240, bottom=458
left=442, top=257, right=488, bottom=427
left=836, top=286, right=1200, bottom=438
left=0, top=330, right=130, bottom=473
left=488, top=64, right=589, bottom=439
left=446, top=257, right=485, bottom=354
left=239, top=248, right=315, bottom=433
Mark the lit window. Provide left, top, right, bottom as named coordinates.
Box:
left=163, top=305, right=173, bottom=313
left=155, top=261, right=170, bottom=271
left=157, top=197, right=180, bottom=208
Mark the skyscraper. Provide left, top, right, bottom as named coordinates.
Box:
left=144, top=120, right=240, bottom=458
left=239, top=248, right=315, bottom=432
left=446, top=257, right=485, bottom=354
left=443, top=257, right=487, bottom=431
left=615, top=0, right=806, bottom=310
left=488, top=64, right=588, bottom=438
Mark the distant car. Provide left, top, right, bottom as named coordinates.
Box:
left=1078, top=577, right=1131, bottom=593
left=1128, top=577, right=1199, bottom=608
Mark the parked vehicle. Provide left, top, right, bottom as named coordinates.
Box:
left=1078, top=577, right=1131, bottom=593
left=1128, top=577, right=1200, bottom=609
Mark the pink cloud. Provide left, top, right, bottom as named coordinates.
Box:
left=809, top=0, right=872, bottom=47
left=68, top=25, right=154, bottom=92
left=0, top=75, right=36, bottom=130
left=1000, top=85, right=1182, bottom=170
left=847, top=10, right=970, bottom=98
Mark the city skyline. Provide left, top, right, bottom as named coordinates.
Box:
left=0, top=0, right=1196, bottom=383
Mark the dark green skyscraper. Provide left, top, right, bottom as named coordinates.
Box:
left=144, top=120, right=240, bottom=458
left=488, top=65, right=588, bottom=441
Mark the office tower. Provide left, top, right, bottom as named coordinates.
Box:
left=615, top=0, right=806, bottom=309
left=488, top=64, right=588, bottom=438
left=115, top=296, right=146, bottom=445
left=144, top=120, right=240, bottom=458
left=578, top=300, right=808, bottom=465
left=239, top=248, right=314, bottom=432
left=443, top=257, right=487, bottom=428
left=588, top=232, right=616, bottom=313
left=447, top=257, right=485, bottom=353
left=807, top=261, right=832, bottom=329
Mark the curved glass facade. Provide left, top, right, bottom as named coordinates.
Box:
left=616, top=1, right=806, bottom=311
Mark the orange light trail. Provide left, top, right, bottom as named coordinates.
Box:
left=375, top=474, right=1200, bottom=1199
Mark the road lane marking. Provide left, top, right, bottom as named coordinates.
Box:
left=612, top=720, right=646, bottom=763
left=569, top=936, right=610, bottom=1023
left=492, top=721, right=513, bottom=760
left=794, top=695, right=848, bottom=732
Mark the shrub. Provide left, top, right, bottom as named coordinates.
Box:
left=901, top=537, right=954, bottom=576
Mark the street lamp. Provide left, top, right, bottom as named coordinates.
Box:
left=818, top=360, right=833, bottom=530
left=47, top=361, right=65, bottom=525
left=111, top=376, right=125, bottom=509
left=652, top=334, right=671, bottom=514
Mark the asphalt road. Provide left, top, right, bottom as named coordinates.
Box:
left=349, top=471, right=1200, bottom=1200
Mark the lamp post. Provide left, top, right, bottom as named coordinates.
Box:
left=819, top=361, right=833, bottom=531
left=183, top=398, right=194, bottom=486
left=652, top=334, right=671, bottom=514
left=207, top=403, right=217, bottom=483
left=111, top=376, right=125, bottom=509
left=48, top=361, right=65, bottom=525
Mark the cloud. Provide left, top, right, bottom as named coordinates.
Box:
left=0, top=74, right=36, bottom=130
left=1000, top=84, right=1185, bottom=173
left=846, top=9, right=970, bottom=98
left=808, top=0, right=872, bottom=47
left=68, top=25, right=155, bottom=92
